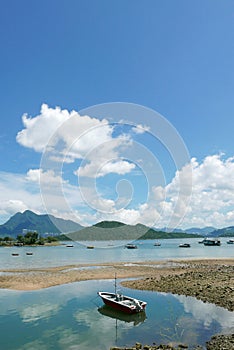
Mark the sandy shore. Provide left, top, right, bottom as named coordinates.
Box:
left=0, top=258, right=233, bottom=312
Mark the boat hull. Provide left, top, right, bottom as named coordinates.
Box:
left=98, top=292, right=147, bottom=314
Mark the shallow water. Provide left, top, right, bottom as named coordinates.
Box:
left=0, top=279, right=233, bottom=350
left=1, top=237, right=234, bottom=269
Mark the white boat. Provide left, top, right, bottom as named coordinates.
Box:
left=98, top=275, right=147, bottom=314
left=125, top=243, right=137, bottom=249
left=227, top=239, right=234, bottom=244
left=179, top=243, right=190, bottom=248
left=203, top=238, right=221, bottom=246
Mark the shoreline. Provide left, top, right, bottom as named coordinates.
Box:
left=0, top=258, right=233, bottom=311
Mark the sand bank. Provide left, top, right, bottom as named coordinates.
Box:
left=0, top=258, right=233, bottom=311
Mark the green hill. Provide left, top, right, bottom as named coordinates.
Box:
left=66, top=221, right=202, bottom=241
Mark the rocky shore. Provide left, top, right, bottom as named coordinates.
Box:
left=119, top=259, right=234, bottom=350
left=121, top=259, right=234, bottom=312
left=109, top=334, right=234, bottom=349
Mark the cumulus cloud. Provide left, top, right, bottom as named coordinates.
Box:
left=17, top=104, right=135, bottom=180
left=6, top=103, right=234, bottom=229
left=2, top=154, right=234, bottom=229
left=157, top=154, right=234, bottom=228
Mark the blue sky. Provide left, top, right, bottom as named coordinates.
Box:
left=1, top=0, right=234, bottom=229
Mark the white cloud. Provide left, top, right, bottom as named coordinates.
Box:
left=17, top=104, right=135, bottom=182
left=2, top=154, right=234, bottom=229
left=161, top=154, right=234, bottom=228
left=6, top=103, right=234, bottom=230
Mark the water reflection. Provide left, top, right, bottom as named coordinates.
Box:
left=98, top=305, right=146, bottom=325
left=174, top=294, right=234, bottom=331
left=0, top=280, right=233, bottom=350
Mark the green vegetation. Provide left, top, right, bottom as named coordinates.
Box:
left=67, top=221, right=203, bottom=241
left=93, top=221, right=125, bottom=228
left=0, top=231, right=59, bottom=246
left=139, top=230, right=202, bottom=239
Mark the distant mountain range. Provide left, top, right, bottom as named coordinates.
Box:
left=209, top=226, right=234, bottom=237
left=0, top=210, right=233, bottom=239
left=156, top=226, right=216, bottom=235
left=0, top=210, right=83, bottom=237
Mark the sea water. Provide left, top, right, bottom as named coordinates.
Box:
left=0, top=237, right=234, bottom=269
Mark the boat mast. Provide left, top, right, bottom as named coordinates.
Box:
left=114, top=272, right=117, bottom=295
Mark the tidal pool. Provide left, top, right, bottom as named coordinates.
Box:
left=0, top=279, right=233, bottom=350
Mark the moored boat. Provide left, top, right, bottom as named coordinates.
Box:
left=125, top=243, right=137, bottom=249
left=98, top=274, right=147, bottom=314
left=98, top=291, right=147, bottom=314
left=227, top=239, right=234, bottom=244
left=179, top=243, right=190, bottom=248
left=203, top=238, right=221, bottom=246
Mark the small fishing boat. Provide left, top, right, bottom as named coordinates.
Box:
left=125, top=243, right=137, bottom=249
left=203, top=238, right=221, bottom=246
left=154, top=242, right=161, bottom=246
left=86, top=245, right=94, bottom=249
left=11, top=253, right=19, bottom=256
left=179, top=243, right=190, bottom=248
left=98, top=275, right=147, bottom=314
left=26, top=252, right=33, bottom=255
left=227, top=239, right=234, bottom=244
left=66, top=244, right=74, bottom=247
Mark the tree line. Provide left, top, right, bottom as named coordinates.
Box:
left=0, top=231, right=58, bottom=246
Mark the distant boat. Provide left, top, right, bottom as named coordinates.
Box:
left=86, top=246, right=94, bottom=249
left=98, top=274, right=147, bottom=314
left=227, top=239, right=234, bottom=244
left=179, top=243, right=190, bottom=248
left=66, top=244, right=74, bottom=247
left=125, top=243, right=137, bottom=249
left=11, top=253, right=19, bottom=256
left=154, top=242, right=161, bottom=246
left=26, top=252, right=33, bottom=255
left=203, top=238, right=221, bottom=246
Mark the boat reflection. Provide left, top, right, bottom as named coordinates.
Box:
left=98, top=305, right=146, bottom=326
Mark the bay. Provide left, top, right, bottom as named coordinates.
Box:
left=1, top=237, right=234, bottom=269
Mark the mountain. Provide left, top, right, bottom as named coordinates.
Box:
left=185, top=227, right=216, bottom=235
left=156, top=226, right=216, bottom=235
left=209, top=226, right=234, bottom=237
left=0, top=210, right=83, bottom=237
left=67, top=221, right=202, bottom=241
